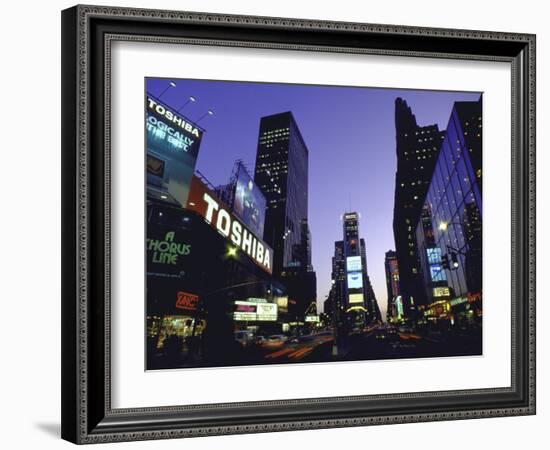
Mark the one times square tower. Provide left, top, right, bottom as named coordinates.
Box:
left=253, top=112, right=309, bottom=277
left=333, top=212, right=380, bottom=328
left=393, top=98, right=445, bottom=317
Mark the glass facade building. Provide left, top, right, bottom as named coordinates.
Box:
left=414, top=98, right=482, bottom=320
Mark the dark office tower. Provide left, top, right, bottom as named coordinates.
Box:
left=323, top=294, right=333, bottom=321
left=384, top=250, right=401, bottom=322
left=360, top=238, right=381, bottom=322
left=330, top=241, right=346, bottom=326
left=254, top=111, right=309, bottom=277
left=393, top=98, right=445, bottom=316
left=292, top=218, right=313, bottom=271
left=463, top=201, right=482, bottom=293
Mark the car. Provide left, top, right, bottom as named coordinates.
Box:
left=375, top=333, right=387, bottom=340
left=262, top=334, right=288, bottom=348
left=234, top=330, right=255, bottom=347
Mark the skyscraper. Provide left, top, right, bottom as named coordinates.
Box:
left=414, top=98, right=482, bottom=325
left=329, top=241, right=346, bottom=325
left=333, top=212, right=380, bottom=329
left=360, top=238, right=381, bottom=322
left=254, top=112, right=309, bottom=276
left=254, top=112, right=315, bottom=317
left=393, top=98, right=446, bottom=316
left=292, top=218, right=313, bottom=271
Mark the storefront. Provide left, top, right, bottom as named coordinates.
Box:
left=146, top=195, right=282, bottom=369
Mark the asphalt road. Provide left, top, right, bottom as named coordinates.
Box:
left=148, top=325, right=482, bottom=370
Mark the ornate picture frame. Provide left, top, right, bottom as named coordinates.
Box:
left=61, top=5, right=535, bottom=444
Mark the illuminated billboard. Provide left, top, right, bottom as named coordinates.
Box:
left=147, top=154, right=165, bottom=178
left=349, top=293, right=364, bottom=304
left=175, top=291, right=199, bottom=311
left=233, top=300, right=277, bottom=321
left=347, top=272, right=363, bottom=289
left=145, top=94, right=203, bottom=207
left=233, top=164, right=266, bottom=237
left=304, top=315, right=320, bottom=322
left=275, top=296, right=289, bottom=314
left=186, top=176, right=273, bottom=274
left=433, top=287, right=451, bottom=298
left=146, top=227, right=192, bottom=275
left=426, top=247, right=442, bottom=264
left=430, top=264, right=447, bottom=282
left=346, top=256, right=362, bottom=272
left=395, top=295, right=404, bottom=318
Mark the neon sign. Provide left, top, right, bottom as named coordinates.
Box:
left=186, top=176, right=273, bottom=274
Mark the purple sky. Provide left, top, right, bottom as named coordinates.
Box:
left=147, top=78, right=480, bottom=318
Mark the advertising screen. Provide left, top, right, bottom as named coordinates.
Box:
left=233, top=300, right=277, bottom=321
left=275, top=296, right=289, bottom=314
left=430, top=264, right=447, bottom=282
left=427, top=247, right=443, bottom=264
left=146, top=94, right=203, bottom=207
left=396, top=296, right=404, bottom=318
left=147, top=154, right=166, bottom=179
left=433, top=287, right=451, bottom=298
left=347, top=272, right=363, bottom=289
left=346, top=256, right=362, bottom=272
left=304, top=315, right=320, bottom=323
left=233, top=164, right=266, bottom=237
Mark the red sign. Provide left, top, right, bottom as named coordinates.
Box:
left=467, top=292, right=482, bottom=303
left=186, top=176, right=273, bottom=274
left=176, top=291, right=199, bottom=311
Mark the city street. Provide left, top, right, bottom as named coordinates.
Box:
left=148, top=323, right=482, bottom=370
left=342, top=325, right=482, bottom=361
left=260, top=331, right=335, bottom=363
left=230, top=325, right=482, bottom=367
left=252, top=324, right=482, bottom=364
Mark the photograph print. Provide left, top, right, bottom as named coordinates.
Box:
left=145, top=78, right=483, bottom=371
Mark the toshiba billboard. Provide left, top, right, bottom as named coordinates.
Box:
left=186, top=176, right=273, bottom=274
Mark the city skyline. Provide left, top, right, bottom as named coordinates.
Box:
left=146, top=78, right=481, bottom=319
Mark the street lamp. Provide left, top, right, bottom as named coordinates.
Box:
left=438, top=220, right=465, bottom=232
left=438, top=221, right=449, bottom=231
left=195, top=109, right=214, bottom=123
left=437, top=220, right=467, bottom=271
left=158, top=80, right=176, bottom=99
left=177, top=95, right=196, bottom=113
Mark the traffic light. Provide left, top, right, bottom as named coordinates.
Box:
left=441, top=253, right=450, bottom=270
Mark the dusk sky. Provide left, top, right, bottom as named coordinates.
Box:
left=147, top=78, right=480, bottom=319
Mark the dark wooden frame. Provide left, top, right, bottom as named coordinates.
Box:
left=61, top=4, right=536, bottom=444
